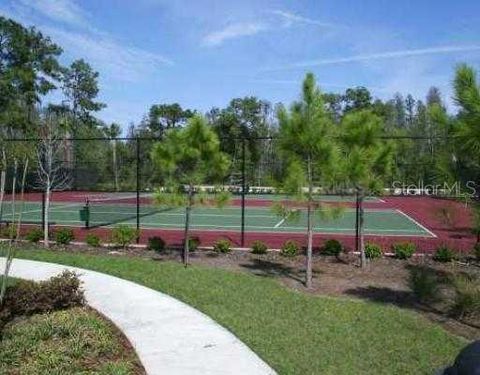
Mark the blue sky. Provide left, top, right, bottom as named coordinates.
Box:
left=1, top=0, right=480, bottom=131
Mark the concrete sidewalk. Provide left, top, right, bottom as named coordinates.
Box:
left=2, top=258, right=275, bottom=375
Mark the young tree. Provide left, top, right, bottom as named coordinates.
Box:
left=36, top=112, right=71, bottom=247
left=103, top=123, right=122, bottom=191
left=151, top=115, right=230, bottom=266
left=454, top=64, right=480, bottom=167
left=276, top=73, right=342, bottom=288
left=0, top=155, right=29, bottom=306
left=340, top=110, right=394, bottom=268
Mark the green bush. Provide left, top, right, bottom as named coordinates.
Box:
left=392, top=242, right=416, bottom=260
left=451, top=274, right=480, bottom=319
left=365, top=242, right=382, bottom=259
left=148, top=236, right=166, bottom=252
left=55, top=228, right=74, bottom=245
left=185, top=236, right=200, bottom=252
left=251, top=240, right=268, bottom=254
left=213, top=239, right=231, bottom=253
left=85, top=234, right=101, bottom=247
left=111, top=225, right=138, bottom=249
left=25, top=228, right=43, bottom=243
left=281, top=240, right=299, bottom=257
left=433, top=245, right=457, bottom=263
left=473, top=243, right=480, bottom=261
left=0, top=224, right=17, bottom=239
left=408, top=267, right=439, bottom=302
left=1, top=270, right=85, bottom=326
left=322, top=239, right=342, bottom=256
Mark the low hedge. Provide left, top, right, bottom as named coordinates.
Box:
left=0, top=271, right=85, bottom=328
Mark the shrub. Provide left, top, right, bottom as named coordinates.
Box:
left=111, top=225, right=138, bottom=249
left=0, top=224, right=17, bottom=239
left=408, top=267, right=439, bottom=302
left=26, top=228, right=43, bottom=243
left=1, top=270, right=85, bottom=325
left=148, top=236, right=166, bottom=252
left=322, top=239, right=342, bottom=257
left=451, top=274, right=480, bottom=319
left=473, top=243, right=480, bottom=261
left=85, top=234, right=101, bottom=247
left=433, top=245, right=457, bottom=263
left=365, top=242, right=382, bottom=259
left=251, top=240, right=268, bottom=254
left=185, top=236, right=200, bottom=252
left=213, top=239, right=231, bottom=253
left=55, top=228, right=74, bottom=245
left=281, top=240, right=299, bottom=257
left=392, top=242, right=416, bottom=260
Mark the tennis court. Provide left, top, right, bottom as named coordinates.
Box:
left=238, top=194, right=384, bottom=203
left=0, top=199, right=435, bottom=237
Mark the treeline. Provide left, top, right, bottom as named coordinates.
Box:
left=1, top=15, right=479, bottom=194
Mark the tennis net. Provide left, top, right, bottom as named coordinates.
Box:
left=83, top=193, right=165, bottom=228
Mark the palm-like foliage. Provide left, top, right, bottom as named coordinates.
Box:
left=151, top=115, right=230, bottom=266
left=276, top=73, right=342, bottom=288
left=454, top=64, right=480, bottom=167
left=340, top=110, right=394, bottom=267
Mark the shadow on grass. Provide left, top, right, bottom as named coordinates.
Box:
left=344, top=264, right=447, bottom=314
left=344, top=264, right=480, bottom=332
left=240, top=258, right=305, bottom=284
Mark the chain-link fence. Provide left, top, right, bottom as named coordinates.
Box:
left=0, top=136, right=476, bottom=251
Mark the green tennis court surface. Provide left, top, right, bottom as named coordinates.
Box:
left=0, top=201, right=435, bottom=237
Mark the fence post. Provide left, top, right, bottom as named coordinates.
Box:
left=355, top=189, right=360, bottom=253
left=241, top=139, right=246, bottom=247
left=136, top=137, right=140, bottom=243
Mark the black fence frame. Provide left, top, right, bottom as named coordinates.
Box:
left=2, top=134, right=454, bottom=247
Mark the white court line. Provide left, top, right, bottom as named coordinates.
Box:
left=33, top=207, right=398, bottom=216
left=139, top=221, right=429, bottom=233
left=395, top=209, right=437, bottom=238
left=2, top=202, right=82, bottom=217
left=274, top=218, right=286, bottom=228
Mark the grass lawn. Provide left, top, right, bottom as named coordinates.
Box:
left=0, top=306, right=143, bottom=374
left=16, top=249, right=466, bottom=374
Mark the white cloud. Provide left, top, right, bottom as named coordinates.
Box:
left=43, top=26, right=173, bottom=82
left=202, top=22, right=268, bottom=47
left=271, top=10, right=332, bottom=28
left=267, top=45, right=480, bottom=70
left=17, top=0, right=88, bottom=27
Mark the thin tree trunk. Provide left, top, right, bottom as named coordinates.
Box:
left=358, top=188, right=367, bottom=268
left=44, top=182, right=51, bottom=248
left=306, top=157, right=313, bottom=288
left=0, top=159, right=18, bottom=305
left=183, top=185, right=193, bottom=267
left=16, top=158, right=29, bottom=240
left=9, top=159, right=17, bottom=243
left=0, top=149, right=6, bottom=226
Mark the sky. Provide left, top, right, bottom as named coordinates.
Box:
left=1, top=0, right=480, bottom=131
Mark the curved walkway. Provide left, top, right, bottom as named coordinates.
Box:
left=2, top=258, right=275, bottom=375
